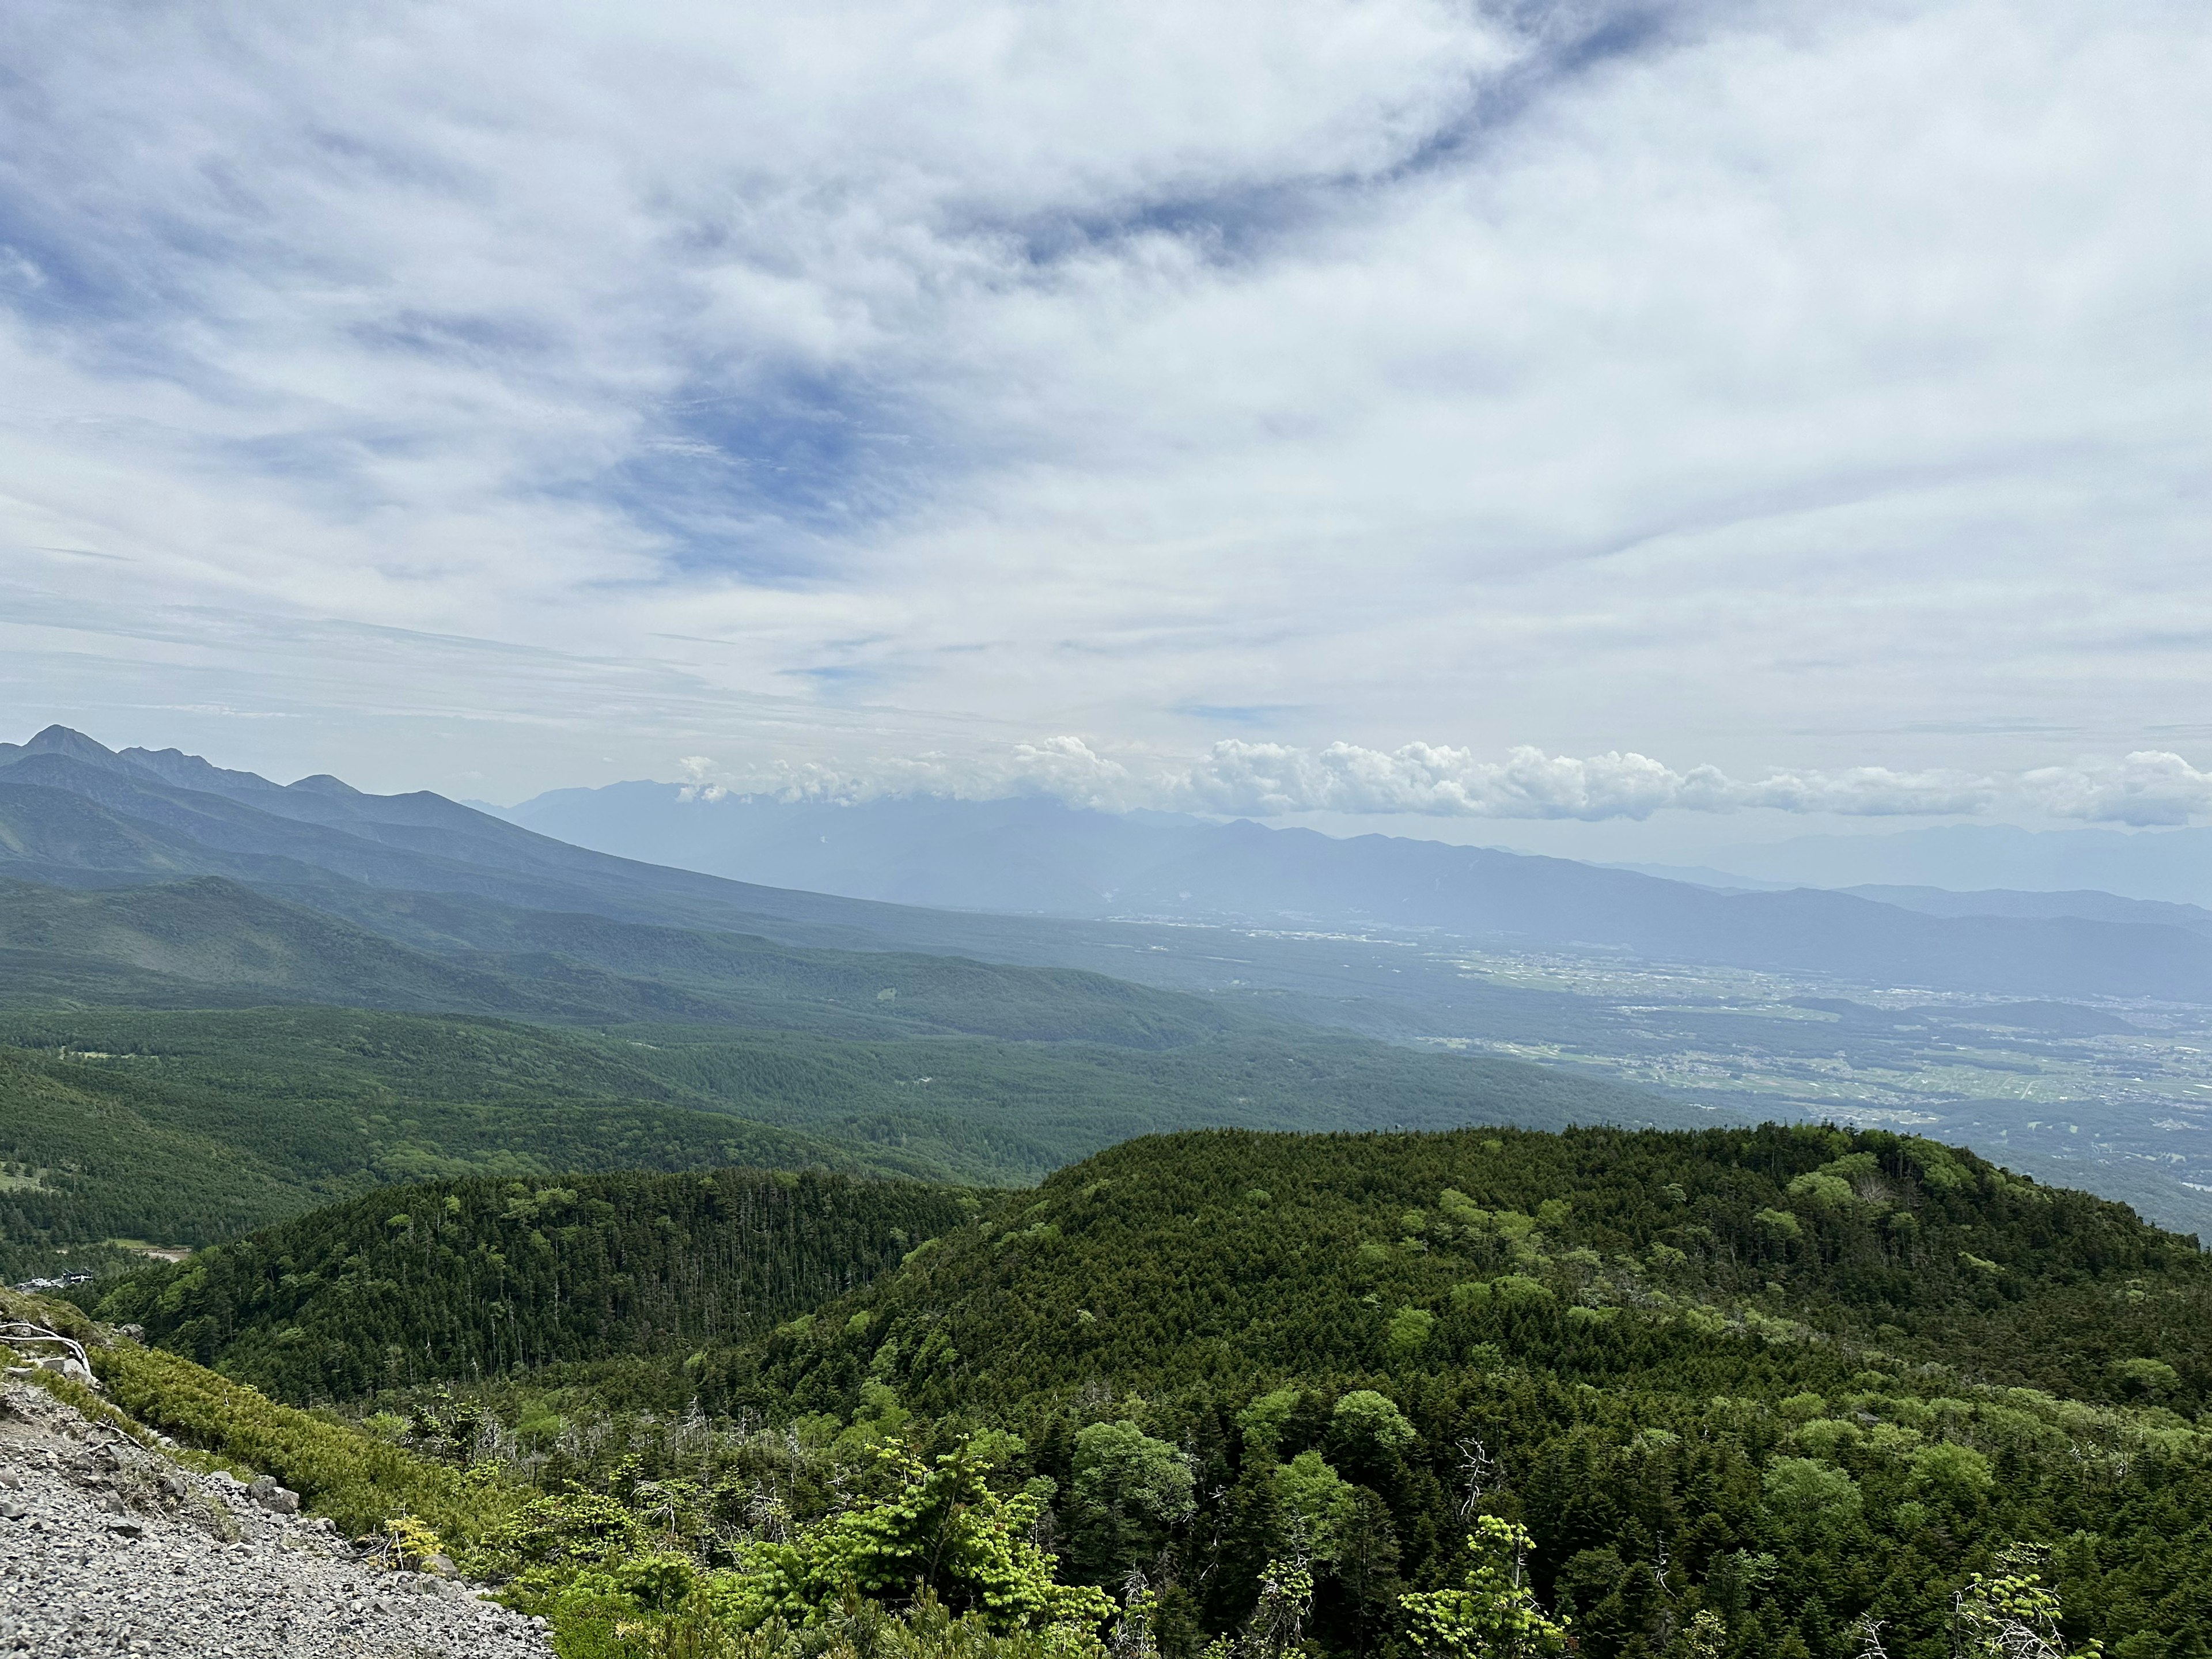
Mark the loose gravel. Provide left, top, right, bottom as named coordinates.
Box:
left=0, top=1377, right=554, bottom=1657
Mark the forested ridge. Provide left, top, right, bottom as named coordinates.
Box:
left=0, top=1003, right=1685, bottom=1280
left=0, top=872, right=1261, bottom=1046
left=73, top=1123, right=2212, bottom=1658
left=741, top=1123, right=2207, bottom=1412
left=95, top=1166, right=969, bottom=1399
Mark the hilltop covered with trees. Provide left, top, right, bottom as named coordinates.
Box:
left=81, top=1123, right=2211, bottom=1657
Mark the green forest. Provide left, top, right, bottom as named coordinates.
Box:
left=2, top=823, right=2203, bottom=1659
left=0, top=1003, right=1681, bottom=1280
left=69, top=1123, right=2212, bottom=1659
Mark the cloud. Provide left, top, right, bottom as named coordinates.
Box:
left=671, top=735, right=2212, bottom=827
left=1165, top=744, right=2212, bottom=825
left=0, top=1, right=2206, bottom=805
left=676, top=734, right=1142, bottom=810
left=1175, top=741, right=1995, bottom=820
left=2021, top=752, right=2212, bottom=828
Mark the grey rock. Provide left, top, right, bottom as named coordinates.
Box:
left=247, top=1472, right=302, bottom=1513
left=0, top=1377, right=553, bottom=1658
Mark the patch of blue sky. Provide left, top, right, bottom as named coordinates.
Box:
left=1000, top=176, right=1338, bottom=272
left=1378, top=2, right=1680, bottom=187
left=349, top=308, right=562, bottom=363
left=591, top=366, right=945, bottom=583
left=977, top=4, right=1683, bottom=278
left=0, top=201, right=146, bottom=325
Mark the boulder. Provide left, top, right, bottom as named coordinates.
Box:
left=248, top=1474, right=302, bottom=1514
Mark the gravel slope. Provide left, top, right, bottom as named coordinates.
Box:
left=0, top=1378, right=554, bottom=1658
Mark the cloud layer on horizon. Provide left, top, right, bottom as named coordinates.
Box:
left=1, top=1, right=2207, bottom=810
left=677, top=738, right=2212, bottom=828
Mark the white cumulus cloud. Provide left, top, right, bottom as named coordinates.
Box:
left=2019, top=752, right=2212, bottom=827
left=674, top=736, right=2212, bottom=826
left=986, top=740, right=2209, bottom=825
left=1161, top=741, right=1997, bottom=820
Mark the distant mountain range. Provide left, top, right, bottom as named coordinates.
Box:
left=498, top=777, right=2212, bottom=1002
left=16, top=726, right=2212, bottom=1243
left=1679, top=821, right=2212, bottom=907
left=9, top=722, right=2212, bottom=1004
left=1839, top=882, right=2212, bottom=933
left=0, top=726, right=1729, bottom=1272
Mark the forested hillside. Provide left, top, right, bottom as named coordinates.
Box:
left=741, top=1123, right=2208, bottom=1413
left=0, top=873, right=1257, bottom=1046
left=83, top=1124, right=2212, bottom=1658
left=0, top=1005, right=1688, bottom=1280
left=95, top=1166, right=968, bottom=1400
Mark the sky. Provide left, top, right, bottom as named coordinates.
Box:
left=2, top=0, right=2209, bottom=857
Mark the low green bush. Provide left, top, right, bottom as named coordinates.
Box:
left=88, top=1340, right=517, bottom=1541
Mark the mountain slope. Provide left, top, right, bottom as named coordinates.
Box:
left=1842, top=882, right=2212, bottom=931
left=16, top=726, right=2212, bottom=1003
left=95, top=1124, right=2212, bottom=1658
left=719, top=1126, right=2212, bottom=1656
left=0, top=729, right=1063, bottom=959
left=499, top=779, right=2212, bottom=1002
left=97, top=1166, right=970, bottom=1399
left=0, top=1020, right=915, bottom=1281
left=0, top=1001, right=1701, bottom=1279
left=0, top=873, right=1255, bottom=1047
left=737, top=1123, right=2210, bottom=1416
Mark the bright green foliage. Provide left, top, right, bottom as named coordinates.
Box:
left=486, top=1488, right=647, bottom=1589
left=85, top=1338, right=509, bottom=1540
left=1386, top=1306, right=1435, bottom=1358
left=1065, top=1421, right=1195, bottom=1576
left=1238, top=1388, right=1300, bottom=1455
left=1330, top=1392, right=1416, bottom=1457
left=555, top=1592, right=1118, bottom=1659
left=716, top=1443, right=1111, bottom=1636
left=1398, top=1518, right=1571, bottom=1658
left=1760, top=1458, right=1863, bottom=1531
left=1906, top=1440, right=1994, bottom=1509
left=2112, top=1357, right=2180, bottom=1398
left=1271, top=1452, right=1358, bottom=1562
left=1676, top=1609, right=1726, bottom=1658
left=1955, top=1546, right=2104, bottom=1658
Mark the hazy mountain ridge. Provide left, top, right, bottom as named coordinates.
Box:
left=1840, top=883, right=2212, bottom=931
left=17, top=725, right=2212, bottom=1005
left=499, top=778, right=2212, bottom=1002
left=0, top=871, right=1313, bottom=1053
left=1698, top=821, right=2212, bottom=905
